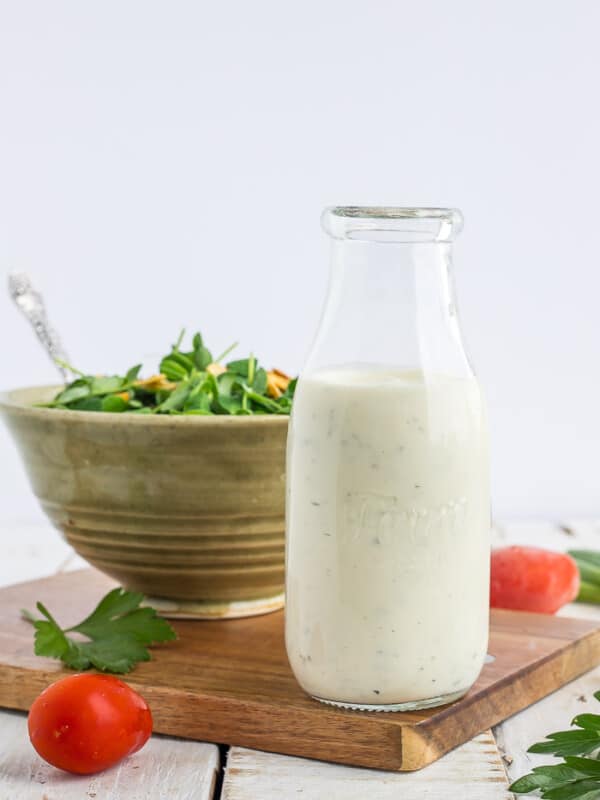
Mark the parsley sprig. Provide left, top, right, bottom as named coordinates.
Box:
left=22, top=588, right=177, bottom=673
left=511, top=691, right=600, bottom=797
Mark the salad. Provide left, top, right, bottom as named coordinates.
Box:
left=44, top=330, right=296, bottom=415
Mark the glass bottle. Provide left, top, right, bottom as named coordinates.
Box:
left=285, top=207, right=490, bottom=711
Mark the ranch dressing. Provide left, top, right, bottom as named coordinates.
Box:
left=285, top=365, right=490, bottom=709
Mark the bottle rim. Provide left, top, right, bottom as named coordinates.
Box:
left=321, top=206, right=463, bottom=243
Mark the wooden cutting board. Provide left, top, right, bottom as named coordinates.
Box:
left=1, top=569, right=599, bottom=772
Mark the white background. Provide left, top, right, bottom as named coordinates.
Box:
left=0, top=1, right=598, bottom=523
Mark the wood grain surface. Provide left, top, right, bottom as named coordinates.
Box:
left=1, top=568, right=599, bottom=772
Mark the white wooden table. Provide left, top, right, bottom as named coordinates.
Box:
left=1, top=517, right=599, bottom=799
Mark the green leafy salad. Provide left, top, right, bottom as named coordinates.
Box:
left=44, top=330, right=297, bottom=416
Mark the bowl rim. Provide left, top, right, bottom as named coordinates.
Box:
left=0, top=385, right=290, bottom=426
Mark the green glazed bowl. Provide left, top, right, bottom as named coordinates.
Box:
left=0, top=386, right=288, bottom=618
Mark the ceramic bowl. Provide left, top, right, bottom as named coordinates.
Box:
left=0, top=386, right=288, bottom=618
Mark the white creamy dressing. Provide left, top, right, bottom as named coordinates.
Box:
left=285, top=366, right=490, bottom=707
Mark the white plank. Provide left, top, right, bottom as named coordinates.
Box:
left=222, top=732, right=511, bottom=800
left=0, top=517, right=74, bottom=587
left=494, top=666, right=600, bottom=785
left=223, top=520, right=600, bottom=797
left=0, top=710, right=220, bottom=800
left=560, top=519, right=600, bottom=541
left=494, top=519, right=600, bottom=787
left=4, top=517, right=600, bottom=796
left=493, top=520, right=600, bottom=552
left=0, top=521, right=219, bottom=798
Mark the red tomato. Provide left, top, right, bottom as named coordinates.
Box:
left=28, top=674, right=152, bottom=775
left=490, top=545, right=580, bottom=614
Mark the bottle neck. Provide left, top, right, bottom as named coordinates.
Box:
left=304, top=238, right=472, bottom=377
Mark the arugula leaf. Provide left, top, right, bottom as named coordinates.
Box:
left=169, top=352, right=195, bottom=371
left=160, top=356, right=191, bottom=381
left=217, top=371, right=243, bottom=398
left=252, top=367, right=268, bottom=395
left=243, top=386, right=284, bottom=413
left=215, top=394, right=243, bottom=414
left=185, top=399, right=212, bottom=413
left=125, top=364, right=142, bottom=383
left=192, top=343, right=212, bottom=370
left=157, top=381, right=193, bottom=412
left=184, top=389, right=212, bottom=413
left=55, top=382, right=91, bottom=404
left=102, top=395, right=129, bottom=412
left=23, top=588, right=176, bottom=674
left=70, top=396, right=104, bottom=411
left=285, top=376, right=298, bottom=398
left=276, top=396, right=293, bottom=412
left=511, top=693, right=600, bottom=797
left=192, top=332, right=203, bottom=350
left=91, top=376, right=125, bottom=395
left=227, top=358, right=250, bottom=377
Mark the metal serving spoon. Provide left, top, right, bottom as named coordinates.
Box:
left=8, top=272, right=70, bottom=382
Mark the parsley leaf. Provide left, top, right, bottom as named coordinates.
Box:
left=511, top=692, right=600, bottom=797
left=23, top=587, right=177, bottom=674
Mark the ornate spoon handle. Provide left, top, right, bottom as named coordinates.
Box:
left=8, top=273, right=70, bottom=382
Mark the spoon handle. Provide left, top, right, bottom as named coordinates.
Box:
left=8, top=273, right=70, bottom=382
